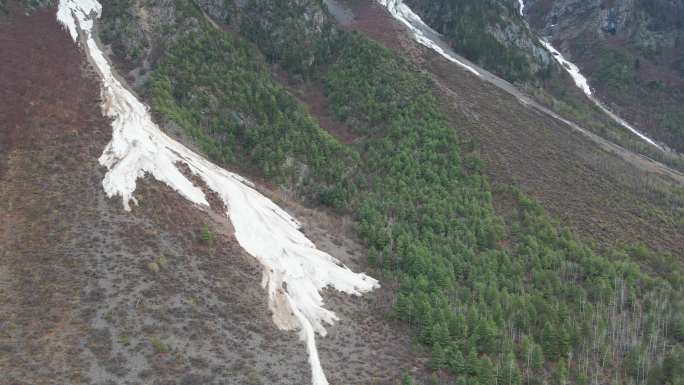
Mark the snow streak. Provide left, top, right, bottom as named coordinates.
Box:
left=539, top=39, right=593, bottom=96
left=378, top=0, right=481, bottom=76
left=56, top=2, right=379, bottom=384
left=517, top=0, right=525, bottom=16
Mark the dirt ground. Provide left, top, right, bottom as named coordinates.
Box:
left=0, top=5, right=427, bottom=385
left=0, top=6, right=311, bottom=385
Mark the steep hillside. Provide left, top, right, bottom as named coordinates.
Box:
left=0, top=5, right=319, bottom=385
left=403, top=0, right=554, bottom=83
left=2, top=1, right=683, bottom=385
left=101, top=0, right=684, bottom=384
left=0, top=2, right=424, bottom=384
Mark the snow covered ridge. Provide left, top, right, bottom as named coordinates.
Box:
left=56, top=2, right=379, bottom=384
left=378, top=0, right=481, bottom=77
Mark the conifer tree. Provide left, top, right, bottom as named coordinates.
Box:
left=500, top=351, right=521, bottom=385
left=477, top=356, right=496, bottom=385
left=401, top=374, right=415, bottom=385
left=542, top=323, right=558, bottom=360
left=466, top=348, right=479, bottom=376
left=448, top=348, right=466, bottom=375
left=431, top=343, right=447, bottom=370
left=554, top=361, right=568, bottom=385
left=531, top=344, right=544, bottom=371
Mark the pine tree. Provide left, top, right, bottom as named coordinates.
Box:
left=477, top=355, right=496, bottom=385
left=448, top=347, right=466, bottom=375
left=557, top=328, right=570, bottom=358
left=450, top=314, right=467, bottom=339
left=531, top=343, right=544, bottom=371
left=431, top=343, right=447, bottom=369
left=432, top=322, right=450, bottom=347
left=475, top=319, right=497, bottom=354
left=401, top=374, right=415, bottom=385
left=499, top=351, right=521, bottom=385
left=466, top=348, right=479, bottom=376
left=554, top=360, right=567, bottom=385
left=542, top=322, right=558, bottom=360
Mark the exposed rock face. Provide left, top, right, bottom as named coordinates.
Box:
left=525, top=0, right=684, bottom=82
left=238, top=0, right=341, bottom=76
left=95, top=0, right=335, bottom=81
left=97, top=0, right=236, bottom=79
left=98, top=0, right=192, bottom=76
left=529, top=0, right=683, bottom=46
left=488, top=15, right=553, bottom=69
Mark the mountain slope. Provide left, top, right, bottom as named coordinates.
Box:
left=2, top=1, right=684, bottom=385
left=0, top=7, right=313, bottom=384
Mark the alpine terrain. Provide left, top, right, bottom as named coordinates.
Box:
left=0, top=1, right=682, bottom=385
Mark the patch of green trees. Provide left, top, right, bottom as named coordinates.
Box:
left=147, top=23, right=358, bottom=207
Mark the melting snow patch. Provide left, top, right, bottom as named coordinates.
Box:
left=378, top=0, right=480, bottom=77
left=539, top=39, right=593, bottom=97
left=57, top=2, right=379, bottom=384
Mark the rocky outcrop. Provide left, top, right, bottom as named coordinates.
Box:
left=98, top=0, right=228, bottom=84
left=238, top=0, right=341, bottom=77
left=530, top=0, right=683, bottom=47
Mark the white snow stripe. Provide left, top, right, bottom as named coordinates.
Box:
left=378, top=0, right=481, bottom=77
left=539, top=39, right=593, bottom=97
left=57, top=2, right=379, bottom=385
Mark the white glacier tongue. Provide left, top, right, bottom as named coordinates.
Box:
left=56, top=2, right=379, bottom=385
left=378, top=0, right=480, bottom=76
